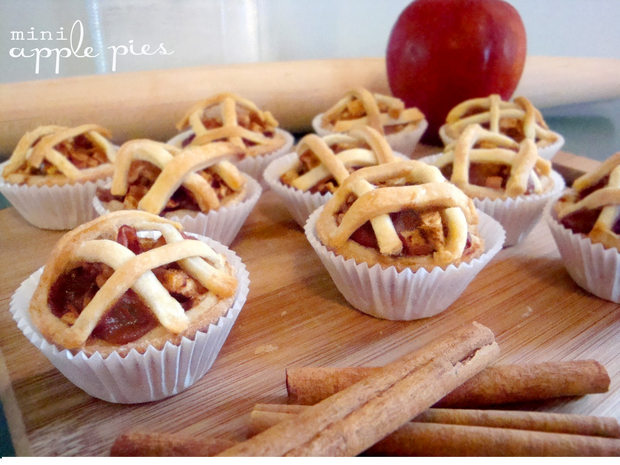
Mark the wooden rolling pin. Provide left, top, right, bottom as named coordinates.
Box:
left=1, top=56, right=619, bottom=157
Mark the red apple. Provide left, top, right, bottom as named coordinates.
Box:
left=386, top=0, right=527, bottom=145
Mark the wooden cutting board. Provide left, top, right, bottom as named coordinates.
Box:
left=0, top=151, right=619, bottom=456
left=1, top=56, right=619, bottom=156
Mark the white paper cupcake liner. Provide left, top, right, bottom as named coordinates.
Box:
left=9, top=234, right=250, bottom=403
left=304, top=207, right=505, bottom=320
left=438, top=125, right=565, bottom=161
left=167, top=129, right=295, bottom=189
left=420, top=154, right=566, bottom=247
left=546, top=197, right=620, bottom=303
left=312, top=113, right=428, bottom=158
left=93, top=173, right=262, bottom=246
left=0, top=161, right=108, bottom=230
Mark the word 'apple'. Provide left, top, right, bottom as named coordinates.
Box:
left=386, top=0, right=527, bottom=145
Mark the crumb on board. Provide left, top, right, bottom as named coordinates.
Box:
left=254, top=344, right=279, bottom=355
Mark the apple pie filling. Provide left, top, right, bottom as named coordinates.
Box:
left=47, top=225, right=208, bottom=345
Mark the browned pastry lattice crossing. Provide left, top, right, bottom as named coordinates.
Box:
left=434, top=124, right=553, bottom=200
left=175, top=93, right=286, bottom=158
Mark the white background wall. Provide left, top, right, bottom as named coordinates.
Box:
left=2, top=0, right=619, bottom=83
left=1, top=0, right=619, bottom=159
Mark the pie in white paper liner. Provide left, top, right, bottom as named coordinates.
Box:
left=9, top=233, right=250, bottom=403
left=546, top=197, right=620, bottom=303
left=304, top=207, right=505, bottom=320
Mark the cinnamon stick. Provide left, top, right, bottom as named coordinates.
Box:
left=286, top=360, right=610, bottom=407
left=216, top=321, right=499, bottom=456
left=249, top=404, right=620, bottom=439
left=110, top=432, right=237, bottom=457
left=369, top=422, right=620, bottom=456
left=111, top=407, right=620, bottom=457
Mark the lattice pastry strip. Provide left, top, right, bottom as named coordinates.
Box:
left=444, top=94, right=557, bottom=146
left=110, top=139, right=245, bottom=214
left=555, top=152, right=620, bottom=249
left=317, top=161, right=481, bottom=270
left=436, top=124, right=552, bottom=200
left=29, top=211, right=238, bottom=351
left=286, top=125, right=396, bottom=193
left=321, top=87, right=425, bottom=135
left=2, top=124, right=116, bottom=185
left=175, top=93, right=283, bottom=156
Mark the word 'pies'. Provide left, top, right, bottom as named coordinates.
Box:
left=442, top=94, right=559, bottom=149
left=29, top=211, right=238, bottom=357
left=96, top=140, right=246, bottom=218
left=554, top=152, right=620, bottom=251
left=2, top=124, right=116, bottom=186
left=175, top=93, right=286, bottom=158
left=320, top=87, right=426, bottom=136
left=316, top=160, right=484, bottom=272
left=433, top=124, right=554, bottom=200
left=279, top=125, right=396, bottom=194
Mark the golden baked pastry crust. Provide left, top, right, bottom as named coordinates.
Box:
left=99, top=139, right=247, bottom=218
left=29, top=211, right=238, bottom=358
left=443, top=94, right=558, bottom=148
left=554, top=151, right=620, bottom=250
left=2, top=124, right=116, bottom=186
left=434, top=124, right=554, bottom=200
left=175, top=93, right=286, bottom=158
left=320, top=87, right=426, bottom=136
left=279, top=125, right=396, bottom=194
left=316, top=160, right=484, bottom=272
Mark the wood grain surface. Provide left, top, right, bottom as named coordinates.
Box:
left=1, top=56, right=619, bottom=157
left=0, top=151, right=619, bottom=456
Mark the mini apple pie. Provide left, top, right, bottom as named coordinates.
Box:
left=315, top=160, right=484, bottom=272
left=28, top=210, right=239, bottom=357
left=96, top=139, right=247, bottom=218
left=318, top=87, right=426, bottom=137
left=174, top=93, right=287, bottom=159
left=440, top=94, right=559, bottom=150
left=2, top=124, right=116, bottom=186
left=279, top=125, right=397, bottom=195
left=433, top=124, right=554, bottom=201
left=554, top=152, right=620, bottom=250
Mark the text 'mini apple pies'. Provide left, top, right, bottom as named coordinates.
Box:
left=174, top=92, right=287, bottom=159
left=279, top=125, right=397, bottom=195
left=440, top=94, right=560, bottom=150
left=2, top=124, right=117, bottom=186
left=29, top=210, right=239, bottom=357
left=316, top=160, right=484, bottom=272
left=96, top=139, right=247, bottom=218
left=554, top=152, right=620, bottom=251
left=433, top=124, right=554, bottom=201
left=318, top=87, right=426, bottom=136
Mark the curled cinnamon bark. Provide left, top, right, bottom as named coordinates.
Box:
left=286, top=360, right=610, bottom=407
left=249, top=404, right=620, bottom=439
left=110, top=432, right=236, bottom=457
left=216, top=321, right=499, bottom=457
